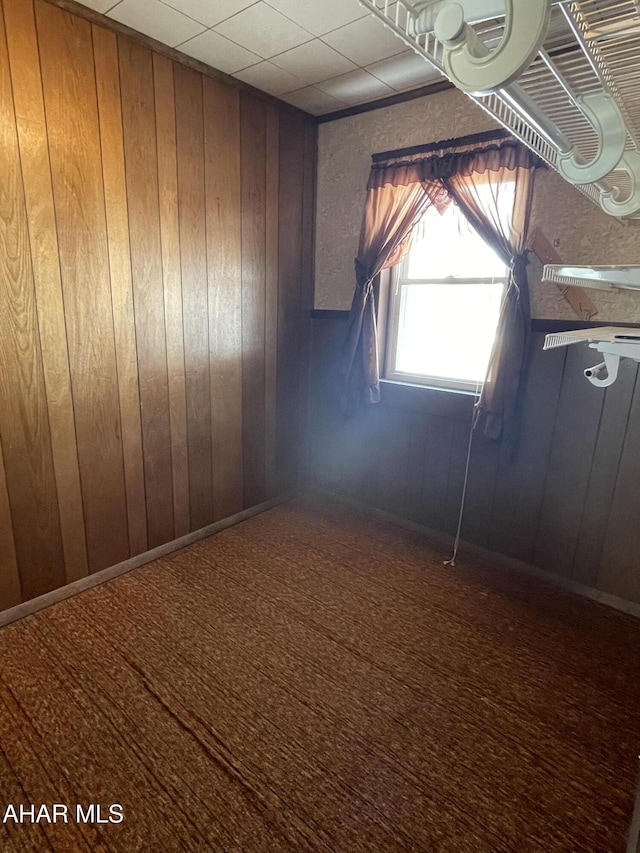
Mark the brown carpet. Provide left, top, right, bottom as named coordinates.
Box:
left=0, top=497, right=638, bottom=852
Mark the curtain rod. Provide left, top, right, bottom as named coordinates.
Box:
left=372, top=128, right=512, bottom=164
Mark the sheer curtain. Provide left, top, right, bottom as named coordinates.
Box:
left=443, top=151, right=535, bottom=446
left=344, top=134, right=541, bottom=447
left=342, top=181, right=434, bottom=411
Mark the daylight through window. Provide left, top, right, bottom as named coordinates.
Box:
left=385, top=183, right=513, bottom=392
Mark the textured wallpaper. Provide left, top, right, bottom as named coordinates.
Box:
left=315, top=88, right=640, bottom=321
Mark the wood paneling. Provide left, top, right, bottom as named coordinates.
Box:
left=534, top=344, right=606, bottom=573
left=0, top=0, right=315, bottom=612
left=309, top=317, right=640, bottom=606
left=459, top=431, right=499, bottom=549
left=154, top=53, right=190, bottom=539
left=175, top=63, right=213, bottom=533
left=265, top=105, right=279, bottom=500
left=488, top=341, right=565, bottom=563
left=94, top=26, right=147, bottom=557
left=240, top=93, right=267, bottom=508
left=4, top=0, right=88, bottom=583
left=203, top=77, right=243, bottom=522
left=0, top=0, right=65, bottom=599
left=277, top=112, right=305, bottom=495
left=598, top=371, right=640, bottom=601
left=37, top=0, right=129, bottom=572
left=573, top=362, right=638, bottom=587
left=119, top=37, right=174, bottom=549
left=298, top=122, right=316, bottom=488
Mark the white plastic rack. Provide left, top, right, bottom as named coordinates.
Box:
left=358, top=0, right=640, bottom=219
left=542, top=263, right=640, bottom=291
left=543, top=325, right=640, bottom=386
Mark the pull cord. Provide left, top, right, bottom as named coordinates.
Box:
left=444, top=376, right=483, bottom=568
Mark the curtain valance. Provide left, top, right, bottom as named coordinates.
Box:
left=368, top=139, right=543, bottom=189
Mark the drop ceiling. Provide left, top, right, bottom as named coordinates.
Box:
left=76, top=0, right=443, bottom=115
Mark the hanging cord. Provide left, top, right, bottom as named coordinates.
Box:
left=443, top=377, right=482, bottom=568
left=444, top=255, right=507, bottom=567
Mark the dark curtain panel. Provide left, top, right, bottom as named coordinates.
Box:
left=444, top=160, right=536, bottom=448
left=342, top=181, right=434, bottom=411
left=344, top=135, right=541, bottom=448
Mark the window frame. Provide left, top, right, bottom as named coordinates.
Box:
left=384, top=251, right=508, bottom=394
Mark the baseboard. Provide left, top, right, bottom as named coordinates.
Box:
left=308, top=487, right=640, bottom=622
left=0, top=492, right=296, bottom=630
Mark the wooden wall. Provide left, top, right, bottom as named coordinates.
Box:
left=0, top=0, right=315, bottom=611
left=309, top=315, right=640, bottom=606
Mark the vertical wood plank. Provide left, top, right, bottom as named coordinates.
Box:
left=3, top=0, right=88, bottom=582
left=573, top=360, right=637, bottom=587
left=533, top=344, right=605, bottom=577
left=597, top=371, right=640, bottom=603
left=306, top=317, right=348, bottom=493
left=460, top=431, right=500, bottom=549
left=93, top=26, right=147, bottom=557
left=0, top=439, right=20, bottom=610
left=36, top=0, right=129, bottom=573
left=174, top=62, right=213, bottom=531
left=420, top=415, right=455, bottom=533
left=0, top=1, right=65, bottom=597
left=264, top=104, right=279, bottom=500
left=203, top=76, right=243, bottom=521
left=240, top=92, right=267, bottom=508
left=403, top=410, right=429, bottom=524
left=444, top=417, right=471, bottom=537
left=119, top=37, right=174, bottom=549
left=489, top=338, right=566, bottom=563
left=153, top=53, right=190, bottom=539
left=339, top=409, right=370, bottom=501
left=298, top=120, right=316, bottom=490
left=359, top=407, right=385, bottom=508
left=276, top=111, right=304, bottom=495
left=375, top=406, right=412, bottom=515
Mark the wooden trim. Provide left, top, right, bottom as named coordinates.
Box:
left=532, top=319, right=640, bottom=334
left=375, top=269, right=391, bottom=378
left=40, top=0, right=311, bottom=121
left=310, top=488, right=640, bottom=621
left=310, top=309, right=350, bottom=319
left=372, top=127, right=511, bottom=163
left=316, top=79, right=454, bottom=124
left=309, top=313, right=640, bottom=332
left=0, top=492, right=295, bottom=630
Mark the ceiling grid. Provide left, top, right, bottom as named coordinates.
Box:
left=77, top=0, right=442, bottom=113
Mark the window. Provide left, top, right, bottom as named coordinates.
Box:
left=385, top=184, right=513, bottom=392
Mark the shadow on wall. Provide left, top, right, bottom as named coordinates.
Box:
left=308, top=313, right=640, bottom=606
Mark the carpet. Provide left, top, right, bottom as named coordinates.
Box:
left=0, top=497, right=638, bottom=851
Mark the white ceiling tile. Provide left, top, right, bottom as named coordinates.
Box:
left=263, top=0, right=366, bottom=37
left=76, top=0, right=120, bottom=13
left=280, top=86, right=345, bottom=115
left=234, top=61, right=304, bottom=95
left=160, top=0, right=258, bottom=28
left=321, top=15, right=405, bottom=67
left=271, top=40, right=357, bottom=85
left=179, top=29, right=261, bottom=73
left=214, top=3, right=312, bottom=59
left=367, top=50, right=441, bottom=91
left=317, top=68, right=393, bottom=106
left=108, top=0, right=205, bottom=47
